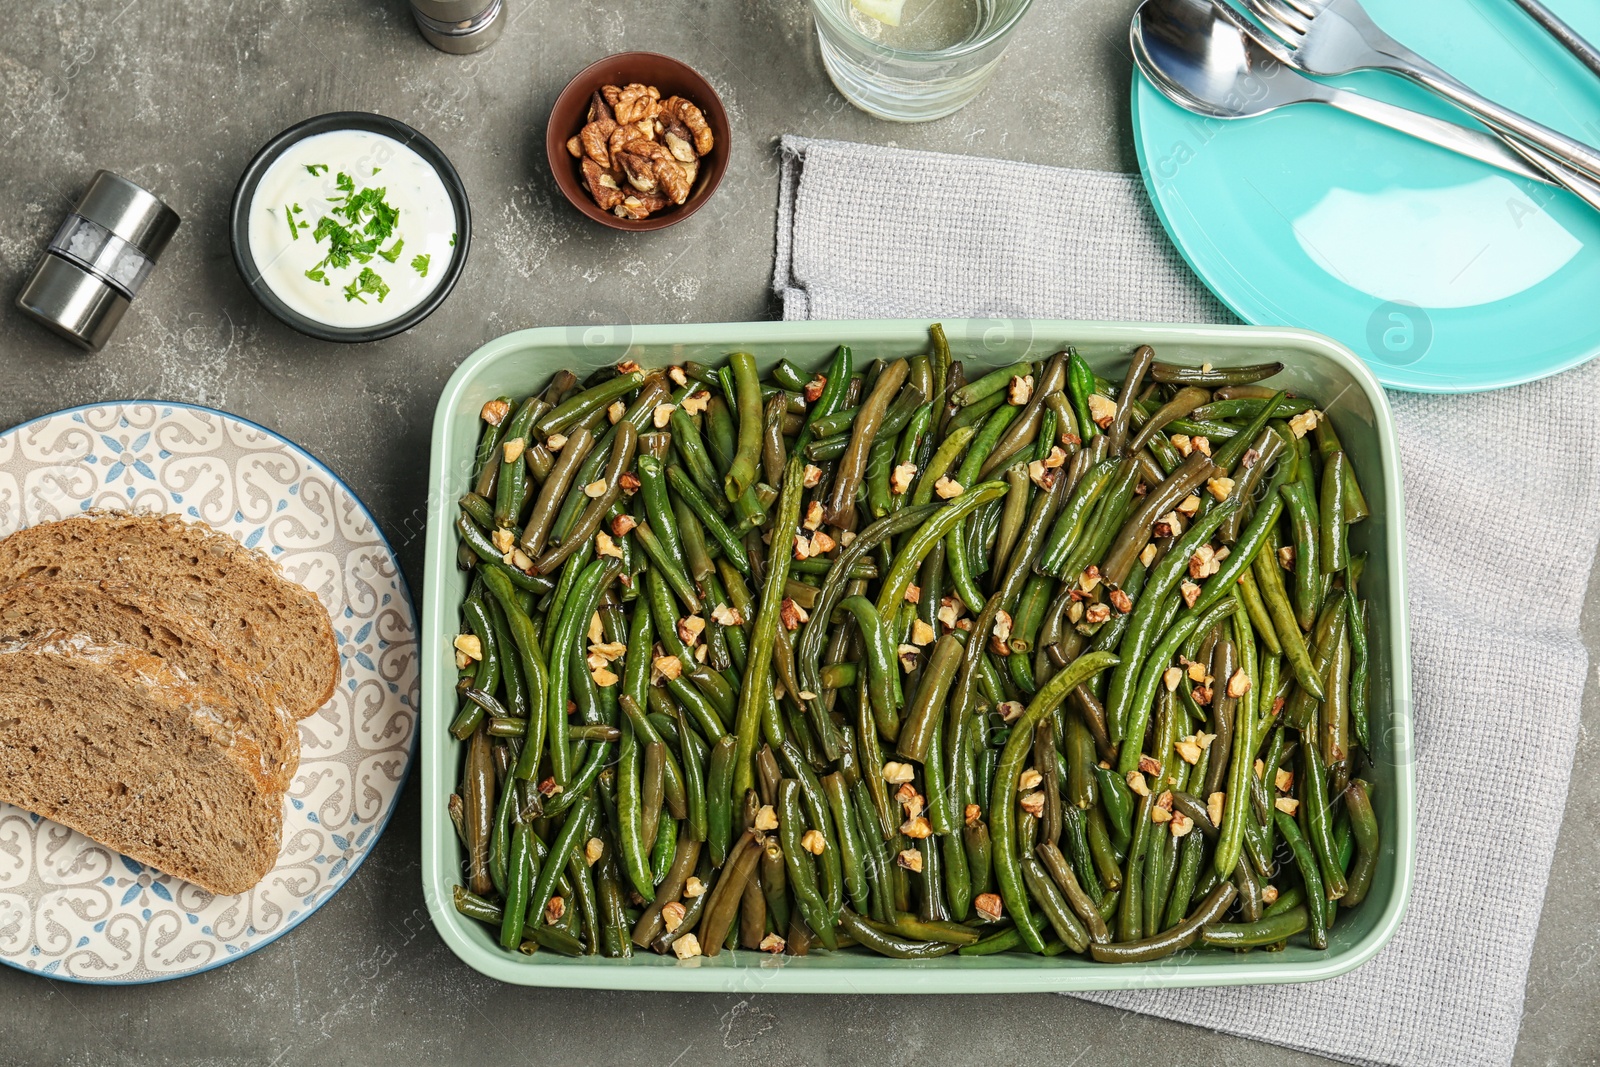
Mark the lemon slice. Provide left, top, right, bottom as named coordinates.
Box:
left=851, top=0, right=906, bottom=27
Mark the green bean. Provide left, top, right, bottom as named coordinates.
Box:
left=1089, top=882, right=1237, bottom=962
left=990, top=650, right=1120, bottom=953
left=1066, top=350, right=1099, bottom=443
left=1252, top=539, right=1325, bottom=701
left=1349, top=597, right=1371, bottom=750
left=827, top=358, right=909, bottom=529
left=981, top=354, right=1067, bottom=479
left=794, top=345, right=854, bottom=456
left=1343, top=779, right=1380, bottom=907
left=722, top=351, right=764, bottom=502
left=1275, top=810, right=1328, bottom=949
left=1211, top=390, right=1285, bottom=472
left=954, top=362, right=1034, bottom=407
left=1152, top=360, right=1283, bottom=386
left=665, top=463, right=751, bottom=574
left=701, top=829, right=763, bottom=955
left=519, top=424, right=596, bottom=556
left=898, top=633, right=964, bottom=762
left=779, top=780, right=838, bottom=949
left=1320, top=450, right=1350, bottom=573
left=733, top=456, right=806, bottom=797
left=535, top=371, right=644, bottom=438
left=1202, top=905, right=1308, bottom=948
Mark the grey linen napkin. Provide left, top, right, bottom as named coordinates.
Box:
left=775, top=135, right=1600, bottom=1067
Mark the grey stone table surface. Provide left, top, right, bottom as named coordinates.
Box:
left=1, top=1, right=1597, bottom=1064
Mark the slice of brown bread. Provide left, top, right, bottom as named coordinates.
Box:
left=0, top=579, right=299, bottom=788
left=0, top=513, right=339, bottom=719
left=0, top=632, right=284, bottom=896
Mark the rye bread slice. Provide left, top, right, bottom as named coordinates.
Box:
left=0, top=513, right=339, bottom=719
left=0, top=579, right=299, bottom=788
left=0, top=633, right=284, bottom=896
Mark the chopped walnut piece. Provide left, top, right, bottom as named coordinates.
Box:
left=1150, top=805, right=1172, bottom=825
left=661, top=901, right=686, bottom=932
left=1192, top=685, right=1213, bottom=705
left=1227, top=668, right=1251, bottom=698
left=803, top=463, right=824, bottom=488
left=652, top=403, right=677, bottom=429
left=1153, top=511, right=1183, bottom=539
left=454, top=649, right=471, bottom=670
left=669, top=366, right=688, bottom=387
left=684, top=876, right=707, bottom=898
left=589, top=640, right=627, bottom=662
left=611, top=514, right=638, bottom=537
left=653, top=654, right=683, bottom=681
left=1174, top=738, right=1202, bottom=764
left=839, top=530, right=856, bottom=546
left=545, top=896, right=565, bottom=925
left=792, top=534, right=811, bottom=561
left=1008, top=374, right=1034, bottom=406
left=1186, top=659, right=1207, bottom=683
left=759, top=932, right=786, bottom=953
left=882, top=761, right=915, bottom=784
left=897, top=644, right=921, bottom=672
left=1138, top=754, right=1161, bottom=777
left=585, top=837, right=605, bottom=866
left=595, top=531, right=624, bottom=560
left=546, top=433, right=569, bottom=452
left=998, top=700, right=1025, bottom=723
left=935, top=476, right=965, bottom=499
left=1042, top=446, right=1067, bottom=470
left=584, top=479, right=607, bottom=499
left=1288, top=410, right=1321, bottom=439
left=1163, top=666, right=1183, bottom=692
left=1180, top=580, right=1202, bottom=608
left=780, top=598, right=809, bottom=630
left=1193, top=436, right=1212, bottom=457
left=910, top=619, right=936, bottom=646
left=1019, top=768, right=1043, bottom=791
left=1019, top=792, right=1046, bottom=817
left=676, top=615, right=706, bottom=647
left=1126, top=771, right=1150, bottom=797
left=1189, top=544, right=1219, bottom=580
left=964, top=803, right=983, bottom=826
left=1261, top=885, right=1279, bottom=906
left=1274, top=796, right=1300, bottom=816
left=502, top=437, right=527, bottom=464
left=619, top=471, right=641, bottom=495
left=804, top=501, right=825, bottom=531
left=897, top=848, right=924, bottom=873
left=1068, top=601, right=1084, bottom=624
left=1206, top=476, right=1236, bottom=502
left=1196, top=731, right=1216, bottom=749
left=682, top=391, right=711, bottom=417
left=993, top=610, right=1014, bottom=644
left=1275, top=768, right=1294, bottom=792
left=711, top=603, right=744, bottom=627
left=1170, top=811, right=1194, bottom=838
left=801, top=829, right=827, bottom=855
left=491, top=527, right=516, bottom=555
left=672, top=933, right=703, bottom=960
left=1027, top=461, right=1056, bottom=491
left=508, top=548, right=535, bottom=572
left=453, top=634, right=483, bottom=662
left=1208, top=791, right=1225, bottom=826
left=803, top=375, right=827, bottom=403
left=1171, top=433, right=1193, bottom=457
left=938, top=599, right=961, bottom=628
left=975, top=893, right=1004, bottom=921
left=538, top=776, right=563, bottom=797
left=607, top=400, right=626, bottom=424
left=904, top=584, right=921, bottom=604
left=1087, top=393, right=1117, bottom=428
left=481, top=398, right=511, bottom=426
left=1079, top=565, right=1102, bottom=593
left=1177, top=494, right=1201, bottom=518
left=591, top=666, right=618, bottom=688
left=896, top=782, right=922, bottom=814
left=1278, top=545, right=1296, bottom=569
left=1084, top=603, right=1111, bottom=626
left=1109, top=588, right=1133, bottom=614
left=754, top=805, right=779, bottom=831
left=902, top=815, right=933, bottom=839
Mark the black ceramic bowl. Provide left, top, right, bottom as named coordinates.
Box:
left=229, top=112, right=471, bottom=344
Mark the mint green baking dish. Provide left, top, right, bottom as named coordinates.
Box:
left=422, top=319, right=1414, bottom=992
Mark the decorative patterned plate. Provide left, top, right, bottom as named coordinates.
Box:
left=0, top=401, right=417, bottom=984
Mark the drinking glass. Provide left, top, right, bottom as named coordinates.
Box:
left=808, top=0, right=1036, bottom=122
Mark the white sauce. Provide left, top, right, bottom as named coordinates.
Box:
left=247, top=129, right=457, bottom=330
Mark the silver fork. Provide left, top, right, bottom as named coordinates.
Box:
left=1237, top=0, right=1600, bottom=182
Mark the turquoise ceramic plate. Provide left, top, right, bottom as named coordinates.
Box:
left=1132, top=0, right=1600, bottom=391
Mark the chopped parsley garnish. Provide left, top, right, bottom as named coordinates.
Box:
left=372, top=167, right=382, bottom=174
left=342, top=267, right=390, bottom=304
left=449, top=232, right=456, bottom=247
left=411, top=253, right=430, bottom=278
left=305, top=267, right=329, bottom=286
left=305, top=163, right=328, bottom=176
left=379, top=237, right=405, bottom=263
left=285, top=206, right=299, bottom=241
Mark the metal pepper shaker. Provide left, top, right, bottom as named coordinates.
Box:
left=411, top=0, right=506, bottom=54
left=15, top=170, right=180, bottom=352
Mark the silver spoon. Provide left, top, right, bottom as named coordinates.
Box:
left=1131, top=0, right=1553, bottom=186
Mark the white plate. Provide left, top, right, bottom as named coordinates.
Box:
left=0, top=401, right=417, bottom=984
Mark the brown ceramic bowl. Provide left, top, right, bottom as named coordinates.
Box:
left=547, top=52, right=730, bottom=232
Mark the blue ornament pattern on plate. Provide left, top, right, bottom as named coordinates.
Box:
left=0, top=402, right=417, bottom=983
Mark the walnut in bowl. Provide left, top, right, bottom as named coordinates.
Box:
left=565, top=85, right=716, bottom=221
left=546, top=53, right=730, bottom=232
